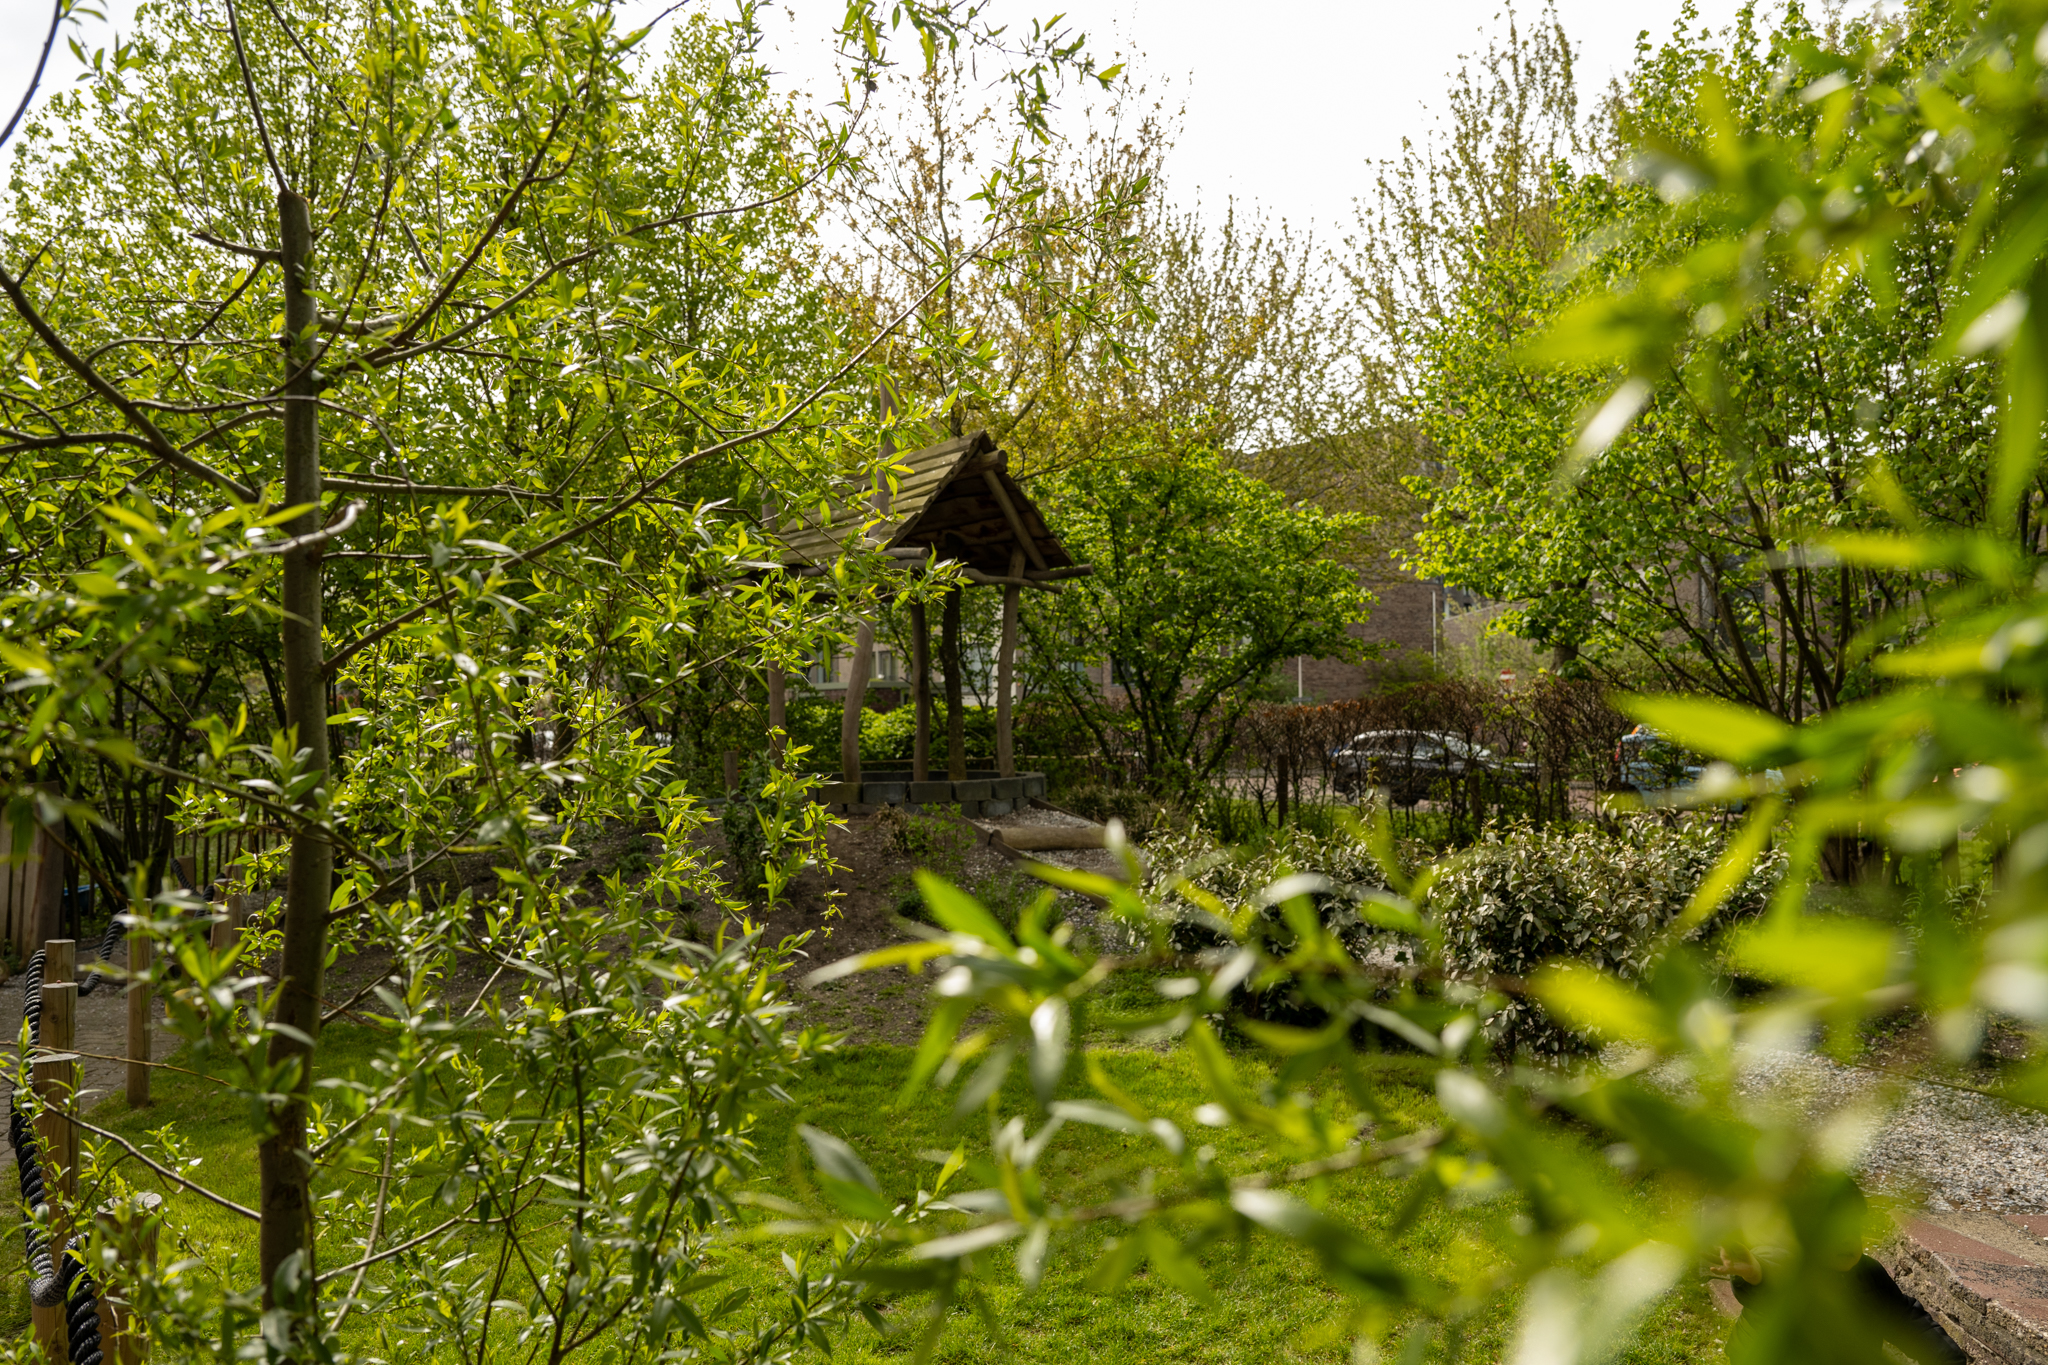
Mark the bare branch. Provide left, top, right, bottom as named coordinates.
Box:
left=0, top=265, right=260, bottom=502
left=0, top=0, right=63, bottom=155
left=191, top=230, right=281, bottom=264
left=73, top=1113, right=262, bottom=1221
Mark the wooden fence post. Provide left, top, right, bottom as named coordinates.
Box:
left=127, top=914, right=151, bottom=1108
left=841, top=621, right=874, bottom=785
left=996, top=550, right=1023, bottom=779
left=95, top=1190, right=161, bottom=1364
left=766, top=665, right=787, bottom=767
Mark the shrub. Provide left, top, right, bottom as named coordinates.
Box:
left=1429, top=819, right=1785, bottom=1057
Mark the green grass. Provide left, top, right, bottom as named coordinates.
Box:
left=0, top=1030, right=1731, bottom=1363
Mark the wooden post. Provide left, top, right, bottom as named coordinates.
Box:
left=766, top=665, right=787, bottom=766
left=910, top=599, right=932, bottom=783
left=841, top=621, right=874, bottom=784
left=210, top=894, right=247, bottom=955
left=941, top=588, right=966, bottom=782
left=126, top=915, right=151, bottom=1108
left=996, top=550, right=1023, bottom=779
left=95, top=1191, right=161, bottom=1364
left=45, top=937, right=74, bottom=988
left=1, top=784, right=64, bottom=963
left=722, top=749, right=740, bottom=793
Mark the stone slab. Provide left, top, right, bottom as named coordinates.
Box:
left=813, top=782, right=858, bottom=806
left=1878, top=1211, right=2048, bottom=1365
left=861, top=781, right=909, bottom=805
left=983, top=799, right=1014, bottom=817
left=953, top=780, right=992, bottom=802
left=991, top=777, right=1023, bottom=799
left=908, top=781, right=955, bottom=804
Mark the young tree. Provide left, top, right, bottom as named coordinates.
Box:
left=0, top=0, right=1123, bottom=1353
left=1026, top=445, right=1372, bottom=792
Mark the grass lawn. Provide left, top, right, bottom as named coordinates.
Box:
left=0, top=1028, right=1732, bottom=1363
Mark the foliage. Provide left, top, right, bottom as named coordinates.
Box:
left=1027, top=446, right=1375, bottom=792
left=0, top=0, right=1133, bottom=1354
left=1358, top=5, right=2003, bottom=718
left=720, top=754, right=827, bottom=906
left=788, top=8, right=2048, bottom=1365
left=1430, top=820, right=1785, bottom=1056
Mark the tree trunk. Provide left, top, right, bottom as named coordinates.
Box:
left=262, top=187, right=331, bottom=1313
left=942, top=588, right=965, bottom=781
left=767, top=664, right=786, bottom=766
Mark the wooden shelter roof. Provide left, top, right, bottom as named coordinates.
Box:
left=775, top=429, right=1082, bottom=583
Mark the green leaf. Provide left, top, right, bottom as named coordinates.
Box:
left=1620, top=694, right=1793, bottom=764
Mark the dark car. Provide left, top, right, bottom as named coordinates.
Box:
left=1330, top=729, right=1531, bottom=805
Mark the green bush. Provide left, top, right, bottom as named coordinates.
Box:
left=1430, top=820, right=1785, bottom=1057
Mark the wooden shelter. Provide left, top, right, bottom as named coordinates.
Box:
left=773, top=429, right=1090, bottom=795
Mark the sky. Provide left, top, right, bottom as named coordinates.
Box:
left=0, top=0, right=1756, bottom=236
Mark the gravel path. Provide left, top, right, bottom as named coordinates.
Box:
left=1721, top=1047, right=2048, bottom=1213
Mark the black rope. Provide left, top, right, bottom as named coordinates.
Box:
left=11, top=947, right=107, bottom=1361
left=73, top=917, right=122, bottom=998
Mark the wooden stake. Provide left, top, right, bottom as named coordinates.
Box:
left=723, top=749, right=740, bottom=793
left=34, top=1045, right=79, bottom=1256
left=126, top=917, right=151, bottom=1108
left=997, top=550, right=1023, bottom=779
left=942, top=588, right=965, bottom=782
left=910, top=599, right=931, bottom=783
left=45, top=937, right=74, bottom=987
left=842, top=621, right=874, bottom=784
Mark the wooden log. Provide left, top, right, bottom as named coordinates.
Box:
left=997, top=550, right=1023, bottom=779
left=910, top=599, right=932, bottom=783
left=126, top=917, right=151, bottom=1108
left=994, top=824, right=1108, bottom=852
left=1024, top=564, right=1094, bottom=581
left=766, top=665, right=787, bottom=766
left=960, top=567, right=1061, bottom=591
left=94, top=1192, right=162, bottom=1365
left=942, top=588, right=965, bottom=782
left=841, top=620, right=874, bottom=784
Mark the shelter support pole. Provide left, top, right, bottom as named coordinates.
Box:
left=842, top=621, right=874, bottom=783
left=767, top=665, right=787, bottom=766
left=910, top=600, right=931, bottom=783
left=997, top=550, right=1023, bottom=779
left=942, top=588, right=965, bottom=781
left=126, top=915, right=151, bottom=1107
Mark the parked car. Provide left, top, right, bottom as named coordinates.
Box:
left=1615, top=725, right=1703, bottom=799
left=1615, top=725, right=1782, bottom=805
left=1330, top=729, right=1532, bottom=805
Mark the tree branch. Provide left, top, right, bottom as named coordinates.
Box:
left=0, top=266, right=260, bottom=501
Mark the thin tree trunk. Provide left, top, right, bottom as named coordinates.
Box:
left=910, top=599, right=931, bottom=782
left=261, top=187, right=332, bottom=1312
left=942, top=588, right=965, bottom=781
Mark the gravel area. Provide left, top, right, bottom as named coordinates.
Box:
left=991, top=804, right=1099, bottom=828
left=1709, top=1047, right=2048, bottom=1213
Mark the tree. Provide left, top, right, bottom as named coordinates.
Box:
left=1353, top=5, right=2002, bottom=718
left=0, top=0, right=1123, bottom=1352
left=1026, top=445, right=1372, bottom=792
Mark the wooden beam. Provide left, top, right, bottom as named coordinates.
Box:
left=997, top=550, right=1023, bottom=778
left=981, top=471, right=1049, bottom=572
left=1026, top=564, right=1093, bottom=581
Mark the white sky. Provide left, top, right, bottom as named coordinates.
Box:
left=1, top=0, right=1756, bottom=236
